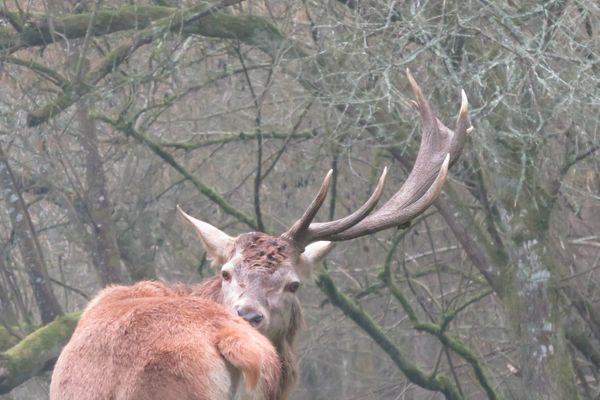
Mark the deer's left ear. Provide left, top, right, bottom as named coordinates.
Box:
left=295, top=241, right=334, bottom=280
left=177, top=206, right=234, bottom=267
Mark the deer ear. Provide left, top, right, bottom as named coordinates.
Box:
left=177, top=206, right=234, bottom=266
left=295, top=241, right=334, bottom=280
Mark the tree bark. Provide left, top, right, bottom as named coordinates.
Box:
left=508, top=235, right=578, bottom=399
left=76, top=103, right=125, bottom=285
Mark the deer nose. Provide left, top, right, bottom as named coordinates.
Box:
left=236, top=306, right=264, bottom=326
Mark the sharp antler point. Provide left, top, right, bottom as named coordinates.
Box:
left=459, top=90, right=468, bottom=114
left=406, top=70, right=417, bottom=87
left=378, top=167, right=388, bottom=185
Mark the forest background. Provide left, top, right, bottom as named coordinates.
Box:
left=0, top=0, right=598, bottom=399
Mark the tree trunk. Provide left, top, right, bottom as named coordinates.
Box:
left=0, top=146, right=62, bottom=324
left=508, top=236, right=578, bottom=399
left=76, top=103, right=125, bottom=286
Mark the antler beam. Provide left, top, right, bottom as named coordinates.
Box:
left=281, top=70, right=473, bottom=248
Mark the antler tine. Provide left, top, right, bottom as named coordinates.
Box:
left=406, top=69, right=437, bottom=140
left=449, top=89, right=472, bottom=165
left=294, top=70, right=471, bottom=243
left=288, top=167, right=388, bottom=248
left=281, top=170, right=333, bottom=243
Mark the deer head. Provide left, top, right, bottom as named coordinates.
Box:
left=177, top=70, right=472, bottom=342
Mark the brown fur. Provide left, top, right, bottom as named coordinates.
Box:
left=192, top=274, right=303, bottom=398
left=50, top=282, right=281, bottom=400
left=236, top=233, right=294, bottom=272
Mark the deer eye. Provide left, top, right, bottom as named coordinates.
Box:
left=285, top=281, right=301, bottom=293
left=221, top=270, right=232, bottom=282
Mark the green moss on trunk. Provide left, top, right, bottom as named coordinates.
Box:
left=15, top=6, right=175, bottom=49
left=0, top=313, right=80, bottom=394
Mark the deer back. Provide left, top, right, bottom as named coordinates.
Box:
left=49, top=282, right=280, bottom=400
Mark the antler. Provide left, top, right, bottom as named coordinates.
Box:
left=281, top=70, right=473, bottom=249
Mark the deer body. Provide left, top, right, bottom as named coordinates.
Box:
left=50, top=72, right=472, bottom=400
left=50, top=281, right=281, bottom=400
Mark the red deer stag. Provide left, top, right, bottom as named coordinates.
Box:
left=50, top=71, right=472, bottom=400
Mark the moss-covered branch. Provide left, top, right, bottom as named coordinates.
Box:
left=380, top=234, right=498, bottom=399
left=2, top=56, right=68, bottom=88
left=414, top=322, right=498, bottom=400
left=316, top=271, right=463, bottom=400
left=0, top=313, right=80, bottom=394
left=160, top=130, right=315, bottom=150
left=24, top=8, right=302, bottom=126
left=0, top=6, right=177, bottom=52
left=93, top=113, right=258, bottom=230
left=28, top=0, right=288, bottom=126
